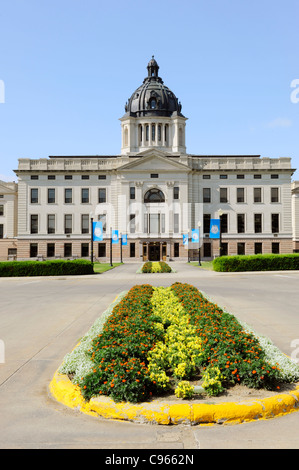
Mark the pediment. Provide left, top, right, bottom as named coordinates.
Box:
left=118, top=152, right=190, bottom=173
left=0, top=181, right=17, bottom=194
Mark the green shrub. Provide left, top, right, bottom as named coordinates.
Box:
left=213, top=254, right=299, bottom=272
left=0, top=259, right=94, bottom=277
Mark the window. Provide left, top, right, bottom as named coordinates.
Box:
left=81, top=188, right=89, bottom=204
left=272, top=242, right=280, bottom=254
left=220, top=187, right=228, bottom=203
left=220, top=213, right=228, bottom=233
left=81, top=175, right=89, bottom=180
left=255, top=243, right=263, bottom=254
left=47, top=243, right=55, bottom=257
left=173, top=187, right=179, bottom=200
left=65, top=188, right=72, bottom=204
left=150, top=173, right=159, bottom=178
left=81, top=243, right=89, bottom=257
left=221, top=242, right=228, bottom=256
left=237, top=188, right=245, bottom=203
left=48, top=175, right=56, bottom=180
left=130, top=214, right=135, bottom=233
left=237, top=174, right=245, bottom=179
left=152, top=124, right=155, bottom=141
left=130, top=187, right=135, bottom=200
left=30, top=243, right=38, bottom=257
left=150, top=98, right=156, bottom=109
left=130, top=243, right=135, bottom=258
left=203, top=188, right=211, bottom=203
left=144, top=188, right=165, bottom=203
left=254, top=214, right=262, bottom=233
left=203, top=214, right=211, bottom=233
left=64, top=243, right=72, bottom=258
left=174, top=213, right=179, bottom=233
left=98, top=175, right=106, bottom=180
left=237, top=214, right=245, bottom=233
left=254, top=174, right=262, bottom=179
left=0, top=205, right=3, bottom=216
left=48, top=188, right=55, bottom=204
left=64, top=214, right=72, bottom=234
left=203, top=243, right=211, bottom=257
left=30, top=215, right=38, bottom=234
left=81, top=214, right=89, bottom=234
left=30, top=188, right=38, bottom=204
left=31, top=175, right=38, bottom=180
left=98, top=214, right=106, bottom=233
left=203, top=174, right=211, bottom=179
left=65, top=175, right=72, bottom=180
left=271, top=188, right=279, bottom=203
left=254, top=188, right=262, bottom=203
left=220, top=175, right=227, bottom=179
left=0, top=224, right=3, bottom=238
left=271, top=214, right=279, bottom=233
left=98, top=243, right=106, bottom=257
left=47, top=214, right=55, bottom=234
left=271, top=174, right=279, bottom=179
left=174, top=243, right=180, bottom=257
left=98, top=188, right=106, bottom=203
left=237, top=243, right=245, bottom=255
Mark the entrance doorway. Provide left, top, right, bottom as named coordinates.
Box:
left=148, top=243, right=160, bottom=261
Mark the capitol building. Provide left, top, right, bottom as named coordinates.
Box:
left=1, top=57, right=299, bottom=262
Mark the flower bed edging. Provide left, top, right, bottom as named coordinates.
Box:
left=49, top=369, right=299, bottom=425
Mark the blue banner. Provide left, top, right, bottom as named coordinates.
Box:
left=121, top=234, right=127, bottom=246
left=182, top=233, right=189, bottom=246
left=112, top=229, right=119, bottom=244
left=210, top=219, right=220, bottom=239
left=191, top=228, right=199, bottom=243
left=92, top=221, right=103, bottom=241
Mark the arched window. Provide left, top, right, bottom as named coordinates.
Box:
left=144, top=188, right=165, bottom=203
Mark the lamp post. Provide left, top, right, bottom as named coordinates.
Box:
left=120, top=232, right=123, bottom=264
left=110, top=227, right=113, bottom=266
left=187, top=228, right=190, bottom=263
left=218, top=209, right=223, bottom=257
left=197, top=221, right=201, bottom=265
left=90, top=212, right=94, bottom=265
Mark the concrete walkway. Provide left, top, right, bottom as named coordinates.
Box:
left=0, top=262, right=299, bottom=449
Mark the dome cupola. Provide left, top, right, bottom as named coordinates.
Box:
left=124, top=56, right=184, bottom=118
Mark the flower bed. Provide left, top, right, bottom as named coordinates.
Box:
left=141, top=261, right=173, bottom=273
left=59, top=283, right=299, bottom=403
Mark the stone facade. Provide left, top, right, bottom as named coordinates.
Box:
left=0, top=58, right=298, bottom=261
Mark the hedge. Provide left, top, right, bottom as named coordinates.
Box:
left=0, top=259, right=94, bottom=277
left=213, top=254, right=299, bottom=272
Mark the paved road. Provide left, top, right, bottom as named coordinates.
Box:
left=0, top=263, right=299, bottom=449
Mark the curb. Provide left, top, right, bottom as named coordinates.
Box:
left=49, top=369, right=299, bottom=426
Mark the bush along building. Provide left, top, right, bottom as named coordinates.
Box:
left=1, top=57, right=299, bottom=262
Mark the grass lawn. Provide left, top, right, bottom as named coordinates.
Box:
left=190, top=261, right=214, bottom=270
left=93, top=262, right=122, bottom=273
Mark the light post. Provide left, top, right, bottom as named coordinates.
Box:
left=218, top=208, right=223, bottom=257
left=197, top=221, right=201, bottom=265
left=110, top=226, right=113, bottom=266
left=90, top=212, right=94, bottom=265
left=187, top=228, right=190, bottom=263
left=120, top=232, right=123, bottom=264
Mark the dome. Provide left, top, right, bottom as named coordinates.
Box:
left=124, top=56, right=183, bottom=118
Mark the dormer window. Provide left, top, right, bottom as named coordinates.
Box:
left=150, top=98, right=156, bottom=109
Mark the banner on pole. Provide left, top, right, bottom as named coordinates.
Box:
left=121, top=234, right=127, bottom=246
left=112, top=229, right=119, bottom=244
left=191, top=228, right=199, bottom=243
left=182, top=234, right=189, bottom=246
left=210, top=219, right=220, bottom=239
left=92, top=221, right=103, bottom=241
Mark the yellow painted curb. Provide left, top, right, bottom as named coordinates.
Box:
left=49, top=369, right=299, bottom=426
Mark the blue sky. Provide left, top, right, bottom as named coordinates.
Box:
left=0, top=0, right=298, bottom=181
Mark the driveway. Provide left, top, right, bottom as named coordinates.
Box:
left=0, top=262, right=298, bottom=449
